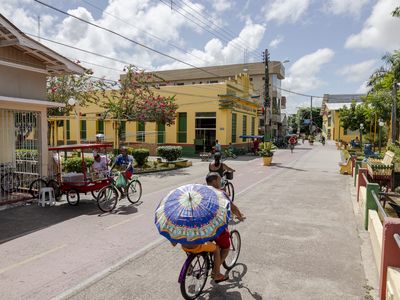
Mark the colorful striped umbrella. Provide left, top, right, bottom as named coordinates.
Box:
left=155, top=184, right=231, bottom=245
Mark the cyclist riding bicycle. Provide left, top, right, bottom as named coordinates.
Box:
left=206, top=172, right=244, bottom=282
left=209, top=152, right=235, bottom=186
left=110, top=146, right=134, bottom=197
left=289, top=135, right=297, bottom=153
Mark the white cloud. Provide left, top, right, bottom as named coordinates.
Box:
left=211, top=0, right=233, bottom=12
left=269, top=36, right=284, bottom=48
left=263, top=0, right=311, bottom=24
left=356, top=81, right=370, bottom=93
left=345, top=0, right=400, bottom=51
left=283, top=48, right=335, bottom=93
left=338, top=59, right=377, bottom=82
left=159, top=20, right=266, bottom=69
left=0, top=0, right=265, bottom=79
left=325, top=0, right=370, bottom=16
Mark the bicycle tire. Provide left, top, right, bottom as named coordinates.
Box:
left=225, top=182, right=235, bottom=202
left=180, top=253, right=210, bottom=300
left=47, top=179, right=61, bottom=200
left=97, top=186, right=118, bottom=212
left=127, top=180, right=142, bottom=204
left=66, top=189, right=80, bottom=206
left=223, top=230, right=241, bottom=270
left=29, top=178, right=47, bottom=197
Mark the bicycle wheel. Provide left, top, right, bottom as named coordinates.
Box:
left=47, top=180, right=61, bottom=200
left=1, top=173, right=20, bottom=193
left=91, top=190, right=100, bottom=200
left=29, top=178, right=47, bottom=197
left=180, top=253, right=210, bottom=300
left=97, top=186, right=118, bottom=212
left=225, top=182, right=235, bottom=202
left=66, top=189, right=80, bottom=206
left=127, top=180, right=142, bottom=204
left=223, top=230, right=241, bottom=270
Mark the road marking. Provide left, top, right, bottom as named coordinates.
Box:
left=106, top=214, right=144, bottom=230
left=53, top=237, right=165, bottom=300
left=0, top=244, right=67, bottom=275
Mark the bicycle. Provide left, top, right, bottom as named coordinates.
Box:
left=221, top=171, right=235, bottom=202
left=289, top=143, right=294, bottom=154
left=96, top=172, right=142, bottom=212
left=178, top=228, right=241, bottom=300
left=0, top=163, right=21, bottom=193
left=29, top=176, right=61, bottom=199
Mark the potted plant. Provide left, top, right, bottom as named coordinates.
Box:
left=259, top=142, right=276, bottom=166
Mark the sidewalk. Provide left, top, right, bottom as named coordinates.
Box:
left=68, top=143, right=374, bottom=300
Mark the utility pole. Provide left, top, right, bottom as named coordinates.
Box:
left=310, top=96, right=313, bottom=135
left=392, top=80, right=398, bottom=143
left=263, top=49, right=270, bottom=141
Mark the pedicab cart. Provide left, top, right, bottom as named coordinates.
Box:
left=48, top=143, right=114, bottom=206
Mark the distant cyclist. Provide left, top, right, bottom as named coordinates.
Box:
left=289, top=135, right=297, bottom=154
left=209, top=152, right=235, bottom=186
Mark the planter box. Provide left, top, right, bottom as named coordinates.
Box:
left=262, top=156, right=273, bottom=166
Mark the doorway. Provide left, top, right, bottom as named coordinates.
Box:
left=194, top=112, right=216, bottom=152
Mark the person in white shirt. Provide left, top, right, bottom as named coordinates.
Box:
left=91, top=151, right=108, bottom=177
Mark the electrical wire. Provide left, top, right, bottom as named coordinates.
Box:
left=159, top=0, right=259, bottom=61
left=176, top=0, right=261, bottom=57
left=33, top=0, right=227, bottom=79
left=80, top=0, right=211, bottom=66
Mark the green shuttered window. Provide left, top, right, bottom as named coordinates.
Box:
left=231, top=113, right=237, bottom=143
left=242, top=115, right=247, bottom=141
left=178, top=112, right=187, bottom=143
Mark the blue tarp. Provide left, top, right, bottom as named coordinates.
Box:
left=239, top=135, right=264, bottom=139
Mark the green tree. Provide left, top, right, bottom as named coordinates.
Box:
left=100, top=65, right=178, bottom=148
left=47, top=68, right=114, bottom=116
left=339, top=102, right=368, bottom=132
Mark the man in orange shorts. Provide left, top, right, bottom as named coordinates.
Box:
left=206, top=172, right=244, bottom=282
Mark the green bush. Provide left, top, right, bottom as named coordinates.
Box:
left=387, top=144, right=400, bottom=163
left=157, top=146, right=182, bottom=161
left=132, top=148, right=150, bottom=167
left=63, top=157, right=94, bottom=173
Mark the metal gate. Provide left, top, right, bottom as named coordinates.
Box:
left=0, top=109, right=41, bottom=204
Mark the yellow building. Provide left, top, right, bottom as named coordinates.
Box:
left=321, top=94, right=364, bottom=142
left=50, top=73, right=260, bottom=156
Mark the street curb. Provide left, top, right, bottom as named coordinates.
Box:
left=52, top=237, right=166, bottom=300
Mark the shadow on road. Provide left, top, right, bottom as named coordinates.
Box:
left=272, top=163, right=307, bottom=172
left=0, top=198, right=141, bottom=244
left=142, top=168, right=191, bottom=178
left=199, top=263, right=263, bottom=300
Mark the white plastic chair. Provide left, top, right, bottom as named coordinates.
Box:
left=38, top=187, right=56, bottom=207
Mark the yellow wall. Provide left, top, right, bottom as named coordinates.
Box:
left=323, top=110, right=359, bottom=143
left=51, top=75, right=259, bottom=150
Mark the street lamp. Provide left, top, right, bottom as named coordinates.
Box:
left=360, top=123, right=364, bottom=147
left=378, top=118, right=384, bottom=153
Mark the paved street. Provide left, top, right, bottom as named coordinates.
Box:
left=0, top=143, right=371, bottom=299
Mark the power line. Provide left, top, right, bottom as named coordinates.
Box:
left=159, top=0, right=259, bottom=62
left=176, top=0, right=261, bottom=58
left=33, top=0, right=225, bottom=79
left=79, top=0, right=211, bottom=66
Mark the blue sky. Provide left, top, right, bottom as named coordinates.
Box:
left=2, top=0, right=400, bottom=112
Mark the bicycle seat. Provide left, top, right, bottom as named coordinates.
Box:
left=182, top=242, right=216, bottom=254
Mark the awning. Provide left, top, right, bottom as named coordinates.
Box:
left=239, top=135, right=264, bottom=139
left=0, top=95, right=65, bottom=108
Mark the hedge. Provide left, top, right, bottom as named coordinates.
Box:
left=157, top=146, right=182, bottom=161
left=63, top=157, right=94, bottom=173
left=132, top=148, right=150, bottom=167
